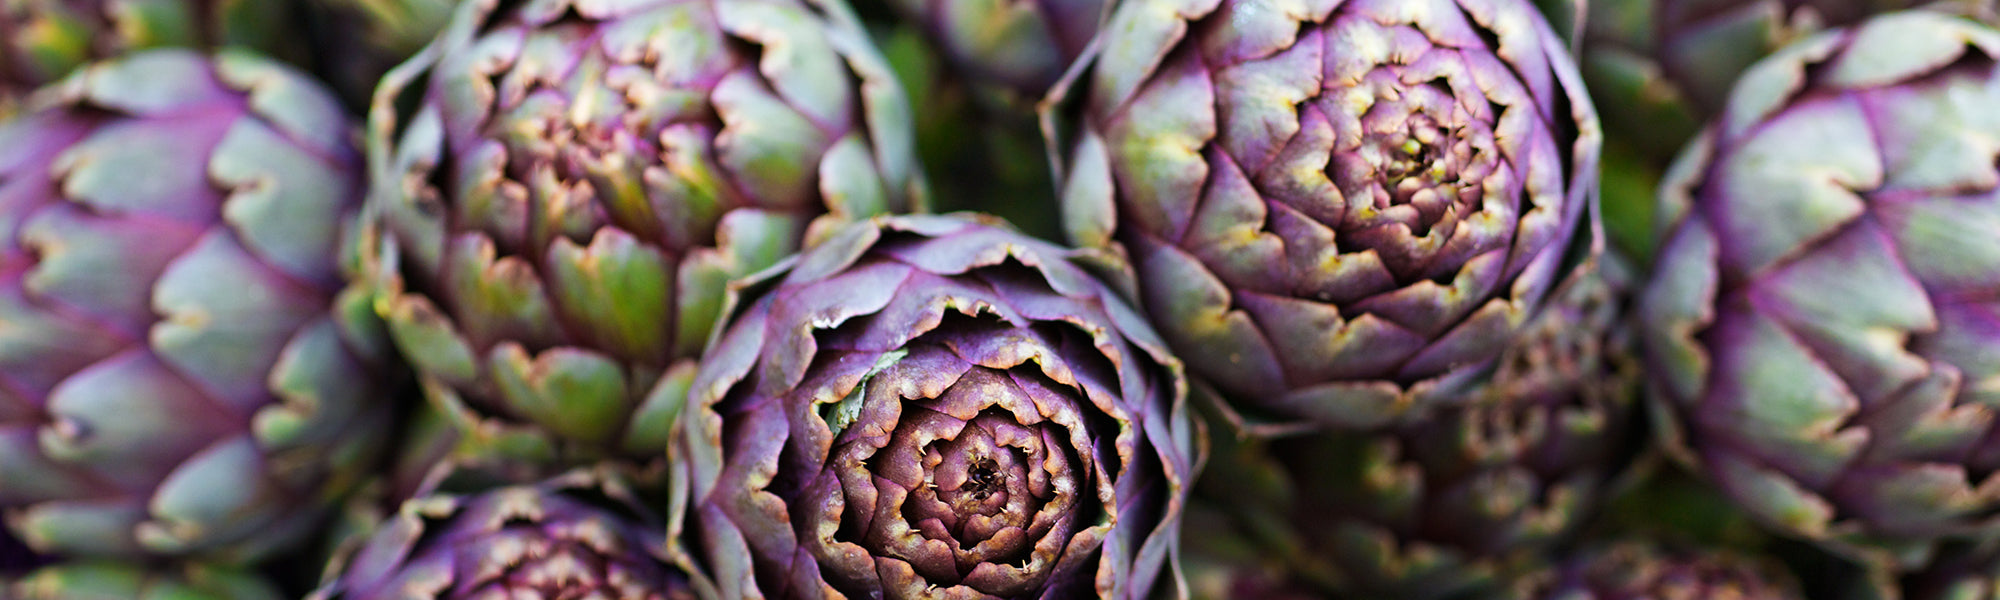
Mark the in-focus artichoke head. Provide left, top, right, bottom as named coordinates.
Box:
left=0, top=0, right=302, bottom=110
left=368, top=0, right=922, bottom=466
left=1504, top=543, right=1804, bottom=600
left=1639, top=10, right=2000, bottom=570
left=0, top=49, right=397, bottom=563
left=879, top=0, right=1105, bottom=106
left=679, top=214, right=1195, bottom=599
left=309, top=467, right=698, bottom=600
left=1047, top=0, right=1602, bottom=430
left=9, top=562, right=285, bottom=600
left=1208, top=259, right=1640, bottom=599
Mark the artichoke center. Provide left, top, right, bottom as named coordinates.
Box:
left=1325, top=73, right=1497, bottom=239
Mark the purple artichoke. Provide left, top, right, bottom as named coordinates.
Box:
left=1047, top=0, right=1602, bottom=429
left=1638, top=10, right=2000, bottom=569
left=366, top=0, right=922, bottom=466
left=1507, top=543, right=1803, bottom=600
left=310, top=467, right=699, bottom=600
left=679, top=214, right=1195, bottom=599
left=0, top=49, right=396, bottom=563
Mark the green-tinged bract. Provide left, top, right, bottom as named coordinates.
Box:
left=0, top=49, right=397, bottom=563
left=9, top=562, right=285, bottom=600
left=0, top=0, right=301, bottom=111
left=880, top=0, right=1104, bottom=106
left=1047, top=0, right=1602, bottom=429
left=366, top=0, right=923, bottom=469
left=1639, top=9, right=2000, bottom=570
left=679, top=214, right=1194, bottom=599
left=309, top=466, right=699, bottom=600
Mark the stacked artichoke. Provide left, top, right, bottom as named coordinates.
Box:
left=0, top=0, right=1994, bottom=597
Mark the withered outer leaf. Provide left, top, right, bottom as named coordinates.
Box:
left=1042, top=0, right=1603, bottom=431
left=363, top=0, right=924, bottom=468
left=675, top=214, right=1195, bottom=600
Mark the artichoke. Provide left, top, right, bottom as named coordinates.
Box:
left=310, top=467, right=698, bottom=600
left=367, top=0, right=922, bottom=466
left=1638, top=10, right=2000, bottom=570
left=878, top=0, right=1104, bottom=106
left=0, top=0, right=301, bottom=111
left=0, top=49, right=396, bottom=563
left=9, top=562, right=285, bottom=600
left=1047, top=0, right=1602, bottom=429
left=1505, top=543, right=1803, bottom=600
left=679, top=214, right=1194, bottom=599
left=1200, top=258, right=1637, bottom=598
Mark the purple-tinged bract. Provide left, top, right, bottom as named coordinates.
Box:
left=0, top=0, right=302, bottom=111
left=1638, top=10, right=2000, bottom=570
left=680, top=214, right=1194, bottom=599
left=1506, top=543, right=1802, bottom=600
left=0, top=49, right=396, bottom=563
left=1048, top=0, right=1601, bottom=429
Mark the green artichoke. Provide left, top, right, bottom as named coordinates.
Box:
left=1047, top=0, right=1602, bottom=429
left=1638, top=10, right=2000, bottom=570
left=0, top=49, right=397, bottom=563
left=879, top=0, right=1104, bottom=106
left=1200, top=258, right=1637, bottom=599
left=679, top=214, right=1194, bottom=599
left=366, top=0, right=922, bottom=466
left=309, top=467, right=698, bottom=600
left=0, top=0, right=301, bottom=111
left=9, top=562, right=284, bottom=600
left=300, top=0, right=458, bottom=111
left=1505, top=543, right=1804, bottom=600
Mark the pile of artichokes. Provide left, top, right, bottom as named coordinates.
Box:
left=0, top=0, right=1994, bottom=598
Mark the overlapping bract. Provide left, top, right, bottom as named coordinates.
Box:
left=1210, top=259, right=1637, bottom=598
left=1638, top=10, right=2000, bottom=569
left=367, top=0, right=921, bottom=466
left=1050, top=0, right=1601, bottom=429
left=311, top=468, right=697, bottom=600
left=0, top=49, right=396, bottom=563
left=8, top=562, right=284, bottom=600
left=679, top=214, right=1194, bottom=599
left=1506, top=543, right=1803, bottom=600
left=0, top=0, right=299, bottom=110
left=882, top=0, right=1104, bottom=104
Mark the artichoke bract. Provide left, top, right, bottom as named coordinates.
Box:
left=1212, top=259, right=1637, bottom=598
left=367, top=0, right=922, bottom=465
left=881, top=0, right=1105, bottom=105
left=1639, top=10, right=2000, bottom=569
left=1506, top=543, right=1803, bottom=600
left=1048, top=0, right=1601, bottom=429
left=9, top=562, right=285, bottom=600
left=0, top=49, right=396, bottom=563
left=0, top=0, right=300, bottom=110
left=310, top=467, right=698, bottom=600
left=679, top=214, right=1194, bottom=599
